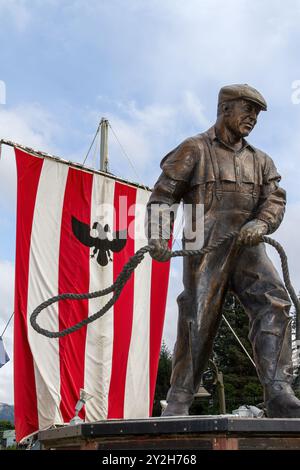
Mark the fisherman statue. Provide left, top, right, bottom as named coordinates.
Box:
left=146, top=84, right=300, bottom=418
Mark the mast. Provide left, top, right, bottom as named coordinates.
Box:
left=100, top=117, right=109, bottom=172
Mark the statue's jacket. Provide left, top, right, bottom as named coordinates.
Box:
left=147, top=126, right=286, bottom=240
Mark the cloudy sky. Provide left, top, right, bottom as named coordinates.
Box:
left=1, top=0, right=300, bottom=406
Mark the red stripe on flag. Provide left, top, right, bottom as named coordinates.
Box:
left=58, top=168, right=93, bottom=422
left=14, top=149, right=44, bottom=441
left=107, top=182, right=136, bottom=418
left=149, top=256, right=171, bottom=415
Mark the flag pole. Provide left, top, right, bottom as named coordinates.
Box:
left=100, top=117, right=109, bottom=172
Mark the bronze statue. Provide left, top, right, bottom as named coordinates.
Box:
left=147, top=84, right=300, bottom=418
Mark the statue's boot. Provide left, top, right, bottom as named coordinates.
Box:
left=265, top=382, right=300, bottom=418
left=161, top=401, right=190, bottom=417
left=254, top=325, right=300, bottom=418
left=161, top=384, right=194, bottom=416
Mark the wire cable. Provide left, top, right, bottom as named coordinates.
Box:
left=82, top=123, right=101, bottom=166
left=1, top=311, right=14, bottom=338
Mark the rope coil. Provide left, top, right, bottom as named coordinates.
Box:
left=30, top=232, right=300, bottom=346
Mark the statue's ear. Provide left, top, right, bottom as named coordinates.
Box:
left=222, top=102, right=232, bottom=116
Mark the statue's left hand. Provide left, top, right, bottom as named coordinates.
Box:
left=237, top=219, right=268, bottom=246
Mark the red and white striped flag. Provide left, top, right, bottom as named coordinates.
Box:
left=13, top=147, right=170, bottom=442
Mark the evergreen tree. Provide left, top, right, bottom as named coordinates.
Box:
left=152, top=341, right=172, bottom=416
left=0, top=420, right=14, bottom=431
left=213, top=293, right=263, bottom=412
left=153, top=294, right=264, bottom=416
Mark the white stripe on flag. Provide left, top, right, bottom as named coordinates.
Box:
left=84, top=175, right=115, bottom=421
left=123, top=188, right=152, bottom=418
left=27, top=159, right=69, bottom=429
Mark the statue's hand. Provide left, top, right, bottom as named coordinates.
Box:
left=237, top=219, right=268, bottom=247
left=148, top=239, right=171, bottom=262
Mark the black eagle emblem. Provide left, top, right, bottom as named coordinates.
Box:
left=71, top=216, right=127, bottom=266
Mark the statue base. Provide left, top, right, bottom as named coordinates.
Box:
left=38, top=415, right=300, bottom=450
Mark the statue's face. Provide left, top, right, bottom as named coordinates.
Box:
left=224, top=99, right=260, bottom=137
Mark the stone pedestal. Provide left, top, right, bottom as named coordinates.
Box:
left=38, top=415, right=300, bottom=450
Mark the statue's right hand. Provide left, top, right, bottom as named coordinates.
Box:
left=148, top=239, right=171, bottom=262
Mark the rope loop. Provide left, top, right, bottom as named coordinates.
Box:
left=30, top=232, right=300, bottom=344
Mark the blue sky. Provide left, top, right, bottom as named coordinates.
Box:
left=1, top=0, right=300, bottom=405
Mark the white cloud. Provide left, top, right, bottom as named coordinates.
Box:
left=0, top=369, right=13, bottom=405
left=91, top=93, right=210, bottom=186
left=0, top=104, right=61, bottom=209
left=183, top=91, right=210, bottom=129
left=0, top=104, right=61, bottom=148
left=0, top=0, right=31, bottom=32
left=61, top=0, right=299, bottom=105
left=0, top=261, right=14, bottom=318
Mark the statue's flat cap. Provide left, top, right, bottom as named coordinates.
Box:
left=218, top=84, right=267, bottom=111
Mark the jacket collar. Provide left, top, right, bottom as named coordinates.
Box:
left=206, top=126, right=256, bottom=153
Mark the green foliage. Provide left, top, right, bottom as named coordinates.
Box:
left=213, top=293, right=263, bottom=412
left=152, top=341, right=172, bottom=416
left=0, top=420, right=15, bottom=432
left=153, top=294, right=263, bottom=416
